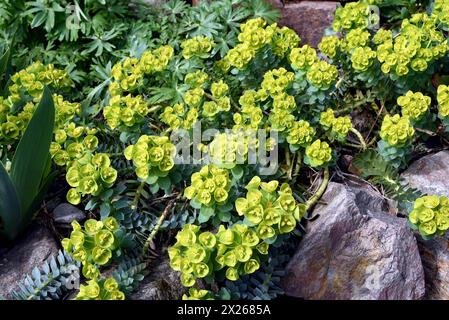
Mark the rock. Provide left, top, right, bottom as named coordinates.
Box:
left=53, top=203, right=85, bottom=225
left=416, top=236, right=449, bottom=300
left=279, top=1, right=338, bottom=48
left=0, top=224, right=59, bottom=299
left=282, top=182, right=425, bottom=300
left=401, top=151, right=449, bottom=299
left=401, top=151, right=449, bottom=198
left=130, top=257, right=187, bottom=300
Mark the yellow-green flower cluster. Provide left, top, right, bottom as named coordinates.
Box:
left=110, top=45, right=173, bottom=93
left=320, top=108, right=353, bottom=140
left=181, top=36, right=214, bottom=60
left=304, top=139, right=333, bottom=168
left=238, top=18, right=271, bottom=50
left=409, top=195, right=449, bottom=238
left=375, top=14, right=449, bottom=76
left=62, top=218, right=120, bottom=279
left=333, top=2, right=371, bottom=31
left=318, top=36, right=341, bottom=59
left=182, top=288, right=214, bottom=300
left=50, top=127, right=117, bottom=205
left=306, top=61, right=338, bottom=89
left=433, top=0, right=449, bottom=26
left=185, top=70, right=209, bottom=88
left=203, top=98, right=231, bottom=118
left=397, top=91, right=431, bottom=121
left=124, top=135, right=175, bottom=181
left=8, top=62, right=72, bottom=104
left=287, top=120, right=315, bottom=148
left=211, top=80, right=229, bottom=99
left=233, top=90, right=266, bottom=130
left=207, top=132, right=255, bottom=168
left=267, top=23, right=301, bottom=58
left=289, top=45, right=318, bottom=71
left=184, top=87, right=204, bottom=108
left=222, top=18, right=300, bottom=70
left=437, top=85, right=449, bottom=118
left=160, top=103, right=199, bottom=130
left=103, top=94, right=149, bottom=130
left=261, top=68, right=295, bottom=97
left=223, top=43, right=256, bottom=70
left=342, top=28, right=370, bottom=52
left=168, top=223, right=268, bottom=285
left=269, top=109, right=295, bottom=132
left=184, top=165, right=231, bottom=206
left=75, top=277, right=125, bottom=300
left=351, top=46, right=377, bottom=72
left=235, top=176, right=303, bottom=235
left=0, top=94, right=80, bottom=142
left=379, top=114, right=415, bottom=146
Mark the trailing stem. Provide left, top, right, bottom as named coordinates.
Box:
left=305, top=167, right=330, bottom=213
left=141, top=194, right=180, bottom=255
left=131, top=182, right=145, bottom=210
left=350, top=127, right=367, bottom=150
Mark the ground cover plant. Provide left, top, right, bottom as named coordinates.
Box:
left=1, top=0, right=449, bottom=300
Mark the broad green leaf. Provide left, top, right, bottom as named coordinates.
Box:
left=0, top=162, right=22, bottom=241
left=10, top=86, right=55, bottom=219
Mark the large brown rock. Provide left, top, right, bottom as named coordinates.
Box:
left=401, top=151, right=449, bottom=299
left=0, top=224, right=59, bottom=299
left=282, top=182, right=425, bottom=300
left=279, top=1, right=338, bottom=47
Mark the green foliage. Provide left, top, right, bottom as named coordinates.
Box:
left=11, top=250, right=80, bottom=300
left=0, top=86, right=55, bottom=241
left=352, top=149, right=421, bottom=212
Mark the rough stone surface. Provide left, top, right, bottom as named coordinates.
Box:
left=279, top=1, right=338, bottom=48
left=416, top=236, right=449, bottom=300
left=401, top=151, right=449, bottom=299
left=53, top=203, right=86, bottom=225
left=0, top=224, right=59, bottom=299
left=282, top=182, right=425, bottom=300
left=401, top=151, right=449, bottom=198
left=130, top=257, right=187, bottom=300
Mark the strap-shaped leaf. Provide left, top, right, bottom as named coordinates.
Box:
left=10, top=86, right=55, bottom=220
left=0, top=162, right=21, bottom=241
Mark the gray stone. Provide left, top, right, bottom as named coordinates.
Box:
left=130, top=257, right=187, bottom=300
left=279, top=1, right=338, bottom=48
left=416, top=236, right=449, bottom=300
left=282, top=182, right=425, bottom=300
left=53, top=203, right=85, bottom=225
left=401, top=151, right=449, bottom=198
left=401, top=151, right=449, bottom=299
left=0, top=224, right=59, bottom=299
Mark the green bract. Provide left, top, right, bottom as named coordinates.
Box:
left=379, top=114, right=415, bottom=147
left=236, top=176, right=304, bottom=233
left=408, top=195, right=449, bottom=238
left=75, top=277, right=125, bottom=300
left=184, top=165, right=232, bottom=219
left=168, top=223, right=268, bottom=285
left=62, top=217, right=122, bottom=279
left=124, top=135, right=175, bottom=183
left=304, top=140, right=333, bottom=168
left=398, top=91, right=431, bottom=121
